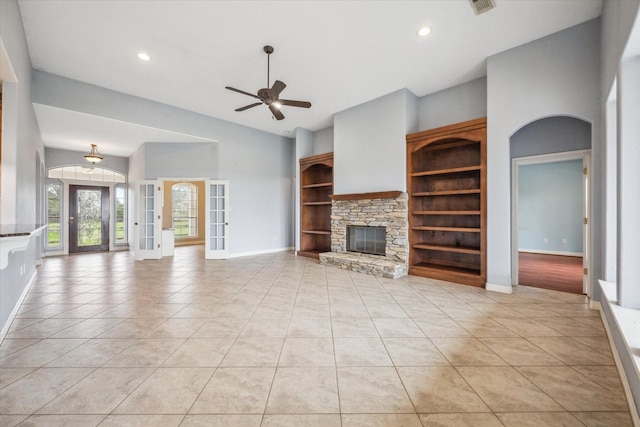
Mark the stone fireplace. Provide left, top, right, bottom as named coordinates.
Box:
left=319, top=191, right=409, bottom=278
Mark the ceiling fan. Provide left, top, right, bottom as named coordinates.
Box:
left=225, top=45, right=311, bottom=120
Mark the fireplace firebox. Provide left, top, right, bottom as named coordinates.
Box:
left=346, top=225, right=386, bottom=256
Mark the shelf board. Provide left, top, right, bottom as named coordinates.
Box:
left=411, top=165, right=480, bottom=177
left=412, top=243, right=480, bottom=255
left=301, top=230, right=331, bottom=235
left=413, top=210, right=480, bottom=216
left=411, top=261, right=480, bottom=275
left=302, top=201, right=332, bottom=206
left=297, top=249, right=326, bottom=259
left=412, top=189, right=480, bottom=197
left=412, top=226, right=481, bottom=233
left=302, top=182, right=333, bottom=189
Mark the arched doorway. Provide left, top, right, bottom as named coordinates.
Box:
left=510, top=116, right=591, bottom=294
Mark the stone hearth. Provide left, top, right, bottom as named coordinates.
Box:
left=319, top=191, right=408, bottom=279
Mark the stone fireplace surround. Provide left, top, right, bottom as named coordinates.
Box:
left=319, top=191, right=409, bottom=279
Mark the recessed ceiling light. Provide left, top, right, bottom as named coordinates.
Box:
left=417, top=26, right=431, bottom=37
left=137, top=52, right=151, bottom=61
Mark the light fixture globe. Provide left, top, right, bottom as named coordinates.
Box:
left=84, top=144, right=103, bottom=164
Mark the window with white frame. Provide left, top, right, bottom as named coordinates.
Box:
left=114, top=184, right=127, bottom=245
left=172, top=183, right=198, bottom=238
left=46, top=180, right=63, bottom=250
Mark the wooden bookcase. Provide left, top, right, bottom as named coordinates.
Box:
left=299, top=152, right=333, bottom=258
left=406, top=118, right=486, bottom=287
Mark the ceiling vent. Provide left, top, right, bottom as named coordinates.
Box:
left=469, top=0, right=496, bottom=15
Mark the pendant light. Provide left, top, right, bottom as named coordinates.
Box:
left=84, top=144, right=103, bottom=164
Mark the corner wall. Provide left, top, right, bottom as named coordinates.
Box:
left=486, top=19, right=601, bottom=293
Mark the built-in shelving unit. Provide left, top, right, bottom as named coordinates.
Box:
left=406, top=118, right=487, bottom=287
left=299, top=152, right=334, bottom=258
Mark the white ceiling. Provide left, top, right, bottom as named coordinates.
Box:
left=18, top=0, right=602, bottom=157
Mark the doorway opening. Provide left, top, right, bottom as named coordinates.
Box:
left=512, top=151, right=590, bottom=294
left=510, top=116, right=592, bottom=295
left=69, top=185, right=110, bottom=253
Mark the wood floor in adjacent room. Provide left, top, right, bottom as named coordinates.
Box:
left=518, top=252, right=584, bottom=294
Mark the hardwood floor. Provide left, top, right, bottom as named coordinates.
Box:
left=518, top=252, right=584, bottom=294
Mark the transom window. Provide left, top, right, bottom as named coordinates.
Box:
left=172, top=183, right=198, bottom=238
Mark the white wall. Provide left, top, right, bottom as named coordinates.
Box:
left=313, top=126, right=334, bottom=155
left=333, top=89, right=417, bottom=195
left=486, top=19, right=601, bottom=292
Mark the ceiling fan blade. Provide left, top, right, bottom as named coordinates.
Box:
left=269, top=104, right=285, bottom=120
left=235, top=102, right=262, bottom=112
left=225, top=86, right=260, bottom=99
left=271, top=80, right=286, bottom=97
left=280, top=99, right=312, bottom=108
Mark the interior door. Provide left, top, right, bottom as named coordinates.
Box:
left=205, top=180, right=230, bottom=259
left=69, top=185, right=110, bottom=253
left=135, top=180, right=163, bottom=260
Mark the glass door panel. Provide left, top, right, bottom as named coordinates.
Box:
left=205, top=180, right=229, bottom=259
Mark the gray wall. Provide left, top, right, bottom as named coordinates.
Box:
left=333, top=88, right=417, bottom=195
left=0, top=0, right=45, bottom=225
left=0, top=0, right=46, bottom=337
left=32, top=71, right=295, bottom=257
left=45, top=147, right=129, bottom=175
left=510, top=116, right=591, bottom=159
left=313, top=126, right=334, bottom=155
left=418, top=77, right=487, bottom=131
left=600, top=0, right=640, bottom=415
left=486, top=19, right=601, bottom=293
left=144, top=143, right=219, bottom=179
left=518, top=160, right=583, bottom=254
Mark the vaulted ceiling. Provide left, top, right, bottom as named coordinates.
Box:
left=18, top=0, right=602, bottom=157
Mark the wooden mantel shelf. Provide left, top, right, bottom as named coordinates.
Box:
left=330, top=191, right=403, bottom=201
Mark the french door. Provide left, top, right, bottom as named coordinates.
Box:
left=69, top=185, right=109, bottom=253
left=205, top=180, right=229, bottom=259
left=135, top=180, right=163, bottom=260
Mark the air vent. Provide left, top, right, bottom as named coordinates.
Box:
left=469, top=0, right=496, bottom=15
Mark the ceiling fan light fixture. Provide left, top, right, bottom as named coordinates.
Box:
left=84, top=144, right=103, bottom=164
left=137, top=52, right=151, bottom=61
left=417, top=26, right=432, bottom=37
left=272, top=100, right=282, bottom=109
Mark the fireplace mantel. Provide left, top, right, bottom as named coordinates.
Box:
left=330, top=191, right=403, bottom=201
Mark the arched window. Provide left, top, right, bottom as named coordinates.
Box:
left=172, top=183, right=198, bottom=238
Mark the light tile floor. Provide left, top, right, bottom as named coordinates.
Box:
left=0, top=246, right=633, bottom=426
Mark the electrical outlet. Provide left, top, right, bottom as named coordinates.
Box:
left=562, top=238, right=567, bottom=244
left=543, top=237, right=548, bottom=244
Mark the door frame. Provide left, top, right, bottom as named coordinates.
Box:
left=511, top=149, right=591, bottom=294
left=69, top=184, right=110, bottom=253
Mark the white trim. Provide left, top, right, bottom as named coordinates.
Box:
left=597, top=281, right=640, bottom=425
left=511, top=149, right=591, bottom=294
left=519, top=249, right=583, bottom=257
left=229, top=247, right=294, bottom=258
left=0, top=271, right=37, bottom=343
left=485, top=282, right=513, bottom=294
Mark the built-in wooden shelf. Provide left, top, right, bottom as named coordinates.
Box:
left=299, top=153, right=334, bottom=259
left=330, top=191, right=403, bottom=201
left=412, top=189, right=481, bottom=197
left=301, top=230, right=331, bottom=235
left=406, top=117, right=487, bottom=287
left=410, top=165, right=481, bottom=177
left=303, top=201, right=332, bottom=206
left=302, top=182, right=333, bottom=189
left=413, top=211, right=481, bottom=216
left=412, top=226, right=481, bottom=233
left=412, top=243, right=481, bottom=255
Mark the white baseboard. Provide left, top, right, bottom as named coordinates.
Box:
left=519, top=249, right=583, bottom=257
left=485, top=282, right=513, bottom=294
left=229, top=247, right=294, bottom=258
left=0, top=270, right=37, bottom=343
left=597, top=302, right=640, bottom=426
